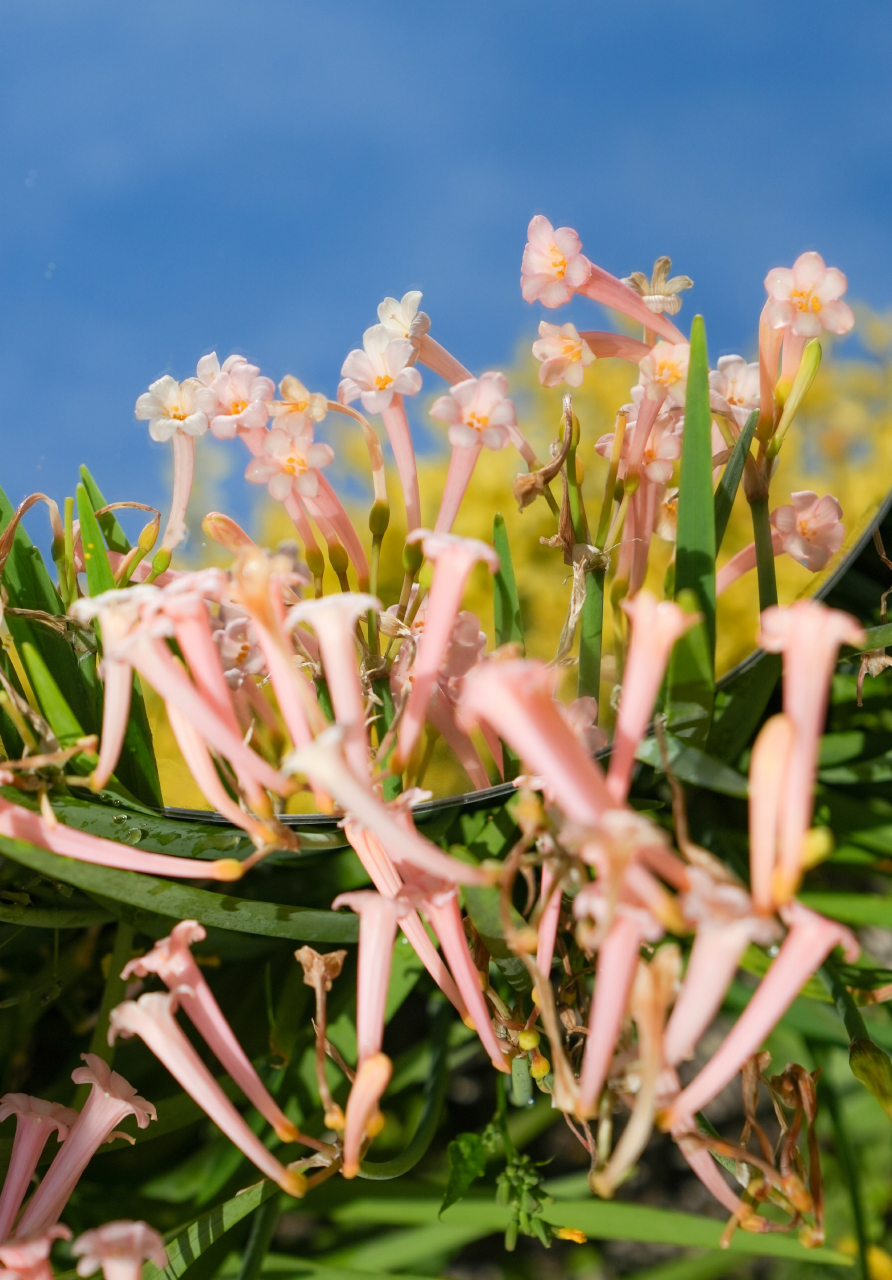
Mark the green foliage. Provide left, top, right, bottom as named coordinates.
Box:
left=441, top=1131, right=489, bottom=1215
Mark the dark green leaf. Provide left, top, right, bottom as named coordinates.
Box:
left=79, top=465, right=131, bottom=553
left=666, top=590, right=714, bottom=747
left=143, top=1179, right=280, bottom=1280
left=76, top=482, right=116, bottom=596
left=441, top=1133, right=488, bottom=1216
left=673, top=315, right=716, bottom=659
left=0, top=834, right=359, bottom=943
left=462, top=882, right=532, bottom=993
left=0, top=902, right=112, bottom=929
left=713, top=409, right=758, bottom=556
left=634, top=734, right=747, bottom=797
left=492, top=514, right=524, bottom=651
left=706, top=651, right=781, bottom=763
left=20, top=641, right=84, bottom=745
left=750, top=495, right=778, bottom=611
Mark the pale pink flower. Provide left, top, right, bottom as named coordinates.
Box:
left=639, top=420, right=682, bottom=484
left=17, top=1057, right=155, bottom=1237
left=244, top=425, right=334, bottom=501
left=521, top=215, right=592, bottom=307
left=194, top=351, right=244, bottom=386
left=708, top=356, right=761, bottom=428
left=764, top=251, right=855, bottom=338
left=0, top=1097, right=78, bottom=1243
left=381, top=395, right=421, bottom=531
left=197, top=358, right=275, bottom=439
left=531, top=322, right=595, bottom=388
left=340, top=1053, right=392, bottom=1180
left=0, top=1227, right=70, bottom=1280
left=338, top=325, right=422, bottom=414
left=748, top=714, right=795, bottom=915
left=459, top=660, right=613, bottom=826
left=560, top=697, right=607, bottom=754
left=430, top=372, right=516, bottom=451
left=666, top=903, right=858, bottom=1130
left=215, top=614, right=265, bottom=689
left=331, top=892, right=405, bottom=1065
left=72, top=1221, right=167, bottom=1280
left=535, top=862, right=563, bottom=978
left=638, top=342, right=690, bottom=406
left=607, top=593, right=698, bottom=804
left=396, top=532, right=498, bottom=766
left=122, top=922, right=302, bottom=1145
left=134, top=376, right=208, bottom=443
left=376, top=291, right=431, bottom=353
left=268, top=374, right=328, bottom=436
left=769, top=491, right=845, bottom=572
left=109, top=993, right=306, bottom=1197
left=758, top=601, right=864, bottom=903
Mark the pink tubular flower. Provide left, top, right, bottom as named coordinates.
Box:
left=708, top=356, right=760, bottom=429
left=108, top=993, right=306, bottom=1198
left=521, top=215, right=592, bottom=307
left=341, top=1053, right=392, bottom=1179
left=380, top=394, right=421, bottom=532
left=769, top=491, right=845, bottom=572
left=196, top=356, right=275, bottom=439
left=268, top=375, right=328, bottom=436
left=135, top=376, right=208, bottom=444
left=430, top=372, right=516, bottom=451
left=287, top=593, right=380, bottom=781
left=748, top=714, right=795, bottom=915
left=72, top=1221, right=167, bottom=1280
left=0, top=1097, right=78, bottom=1243
left=396, top=531, right=499, bottom=767
left=285, top=727, right=492, bottom=886
left=638, top=342, right=690, bottom=406
left=121, top=922, right=302, bottom=1145
left=245, top=425, right=334, bottom=501
left=531, top=322, right=595, bottom=388
left=764, top=252, right=855, bottom=339
left=758, top=602, right=865, bottom=903
left=535, top=862, right=563, bottom=977
left=460, top=660, right=613, bottom=826
left=666, top=903, right=858, bottom=1130
left=17, top=1057, right=156, bottom=1237
left=606, top=593, right=698, bottom=804
left=0, top=1227, right=71, bottom=1280
left=338, top=325, right=422, bottom=414
left=331, top=892, right=405, bottom=1064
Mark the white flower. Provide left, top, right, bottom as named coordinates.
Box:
left=429, top=372, right=516, bottom=450
left=244, top=425, right=334, bottom=500
left=638, top=341, right=690, bottom=406
left=338, top=325, right=423, bottom=414
left=531, top=322, right=595, bottom=388
left=709, top=355, right=760, bottom=427
left=376, top=291, right=431, bottom=351
left=135, top=375, right=208, bottom=443
left=196, top=357, right=275, bottom=439
left=764, top=252, right=854, bottom=338
left=269, top=375, right=328, bottom=436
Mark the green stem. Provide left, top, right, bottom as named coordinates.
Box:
left=367, top=532, right=383, bottom=656
left=359, top=1002, right=450, bottom=1179
left=62, top=496, right=76, bottom=608
left=236, top=1192, right=281, bottom=1280
left=810, top=1041, right=870, bottom=1280
left=73, top=921, right=134, bottom=1106
left=594, top=412, right=627, bottom=551
left=749, top=496, right=778, bottom=611
left=820, top=958, right=869, bottom=1043
left=577, top=569, right=604, bottom=704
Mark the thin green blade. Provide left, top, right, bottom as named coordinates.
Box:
left=76, top=482, right=116, bottom=596
left=79, top=464, right=131, bottom=553
left=713, top=408, right=758, bottom=555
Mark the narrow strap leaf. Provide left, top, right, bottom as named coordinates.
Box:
left=76, top=482, right=116, bottom=596
left=492, top=514, right=525, bottom=650
left=713, top=409, right=758, bottom=555
left=79, top=464, right=131, bottom=553
left=143, top=1179, right=279, bottom=1280
left=21, top=640, right=84, bottom=744
left=674, top=315, right=716, bottom=659
left=750, top=495, right=779, bottom=611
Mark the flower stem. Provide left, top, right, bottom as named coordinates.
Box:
left=749, top=497, right=778, bottom=610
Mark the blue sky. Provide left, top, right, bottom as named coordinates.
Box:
left=2, top=0, right=891, bottom=539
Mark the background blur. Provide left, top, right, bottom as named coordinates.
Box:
left=3, top=0, right=892, bottom=532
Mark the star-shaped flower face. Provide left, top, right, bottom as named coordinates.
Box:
left=532, top=321, right=595, bottom=388
left=763, top=252, right=854, bottom=338
left=638, top=341, right=690, bottom=405
left=135, top=376, right=209, bottom=442
left=709, top=355, right=760, bottom=426
left=429, top=372, right=516, bottom=450
left=269, top=374, right=328, bottom=436
left=376, top=290, right=431, bottom=346
left=338, top=325, right=423, bottom=414
left=770, top=490, right=845, bottom=572
left=244, top=426, right=334, bottom=501
left=195, top=359, right=275, bottom=439
left=521, top=215, right=591, bottom=308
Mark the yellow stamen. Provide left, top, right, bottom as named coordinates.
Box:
left=374, top=374, right=393, bottom=391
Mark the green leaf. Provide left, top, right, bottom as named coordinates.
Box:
left=0, top=483, right=95, bottom=733
left=0, top=834, right=359, bottom=943
left=462, top=882, right=531, bottom=993
left=577, top=567, right=604, bottom=704
left=492, top=514, right=524, bottom=651
left=811, top=1049, right=872, bottom=1280
left=713, top=409, right=758, bottom=556
left=0, top=901, right=112, bottom=929
left=706, top=651, right=781, bottom=764
left=800, top=892, right=892, bottom=930
left=666, top=590, right=714, bottom=747
left=0, top=645, right=25, bottom=758
left=331, top=1197, right=852, bottom=1263
left=20, top=641, right=84, bottom=744
left=440, top=1133, right=488, bottom=1216
left=143, top=1179, right=281, bottom=1280
left=673, top=315, right=716, bottom=661
left=634, top=734, right=747, bottom=797
left=846, top=621, right=892, bottom=656
left=623, top=1254, right=754, bottom=1280
left=79, top=465, right=131, bottom=553
left=820, top=751, right=892, bottom=784
left=117, top=670, right=164, bottom=808
left=76, top=482, right=116, bottom=596
left=750, top=495, right=779, bottom=611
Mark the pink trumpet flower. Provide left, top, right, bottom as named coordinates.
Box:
left=748, top=715, right=795, bottom=915
left=332, top=892, right=405, bottom=1064
left=0, top=1227, right=71, bottom=1280
left=338, top=325, right=422, bottom=414
left=666, top=903, right=858, bottom=1130
left=202, top=512, right=258, bottom=555
left=380, top=394, right=421, bottom=532
left=532, top=323, right=596, bottom=388
left=638, top=342, right=690, bottom=407
left=770, top=491, right=845, bottom=572
left=715, top=531, right=783, bottom=595
left=459, top=660, right=613, bottom=826
left=535, top=863, right=562, bottom=977
left=709, top=356, right=761, bottom=429
left=758, top=303, right=785, bottom=429
left=287, top=594, right=380, bottom=781
left=0, top=788, right=245, bottom=882
left=606, top=593, right=698, bottom=803
left=245, top=425, right=334, bottom=501
left=345, top=825, right=468, bottom=1018
left=430, top=374, right=516, bottom=533
left=285, top=727, right=491, bottom=886
left=764, top=252, right=855, bottom=340
left=577, top=332, right=652, bottom=363
left=662, top=871, right=779, bottom=1068
left=576, top=906, right=665, bottom=1119
left=72, top=1221, right=167, bottom=1280
left=304, top=473, right=371, bottom=587
left=196, top=355, right=275, bottom=439
left=122, top=921, right=304, bottom=1145
left=0, top=1097, right=78, bottom=1243
left=269, top=374, right=328, bottom=435
left=396, top=531, right=499, bottom=766
left=677, top=1139, right=770, bottom=1232
left=108, top=993, right=306, bottom=1198
left=758, top=602, right=865, bottom=904
left=341, top=1053, right=392, bottom=1179
left=17, top=1057, right=156, bottom=1237
left=424, top=686, right=490, bottom=791
left=376, top=291, right=431, bottom=356
left=135, top=376, right=209, bottom=554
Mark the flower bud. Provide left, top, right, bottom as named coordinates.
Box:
left=849, top=1038, right=892, bottom=1120
left=518, top=1029, right=540, bottom=1051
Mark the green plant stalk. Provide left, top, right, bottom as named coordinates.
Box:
left=594, top=411, right=627, bottom=552
left=62, top=496, right=76, bottom=609
left=577, top=568, right=604, bottom=703
left=367, top=531, right=384, bottom=656
left=714, top=409, right=759, bottom=555
left=809, top=1039, right=870, bottom=1280
left=749, top=496, right=779, bottom=610
left=565, top=410, right=589, bottom=547
left=235, top=1191, right=281, bottom=1280
left=73, top=921, right=134, bottom=1106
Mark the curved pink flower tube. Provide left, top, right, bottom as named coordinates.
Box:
left=380, top=395, right=421, bottom=532
left=0, top=1097, right=78, bottom=1243
left=341, top=1053, right=392, bottom=1179
left=748, top=714, right=795, bottom=914
left=331, top=892, right=405, bottom=1064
